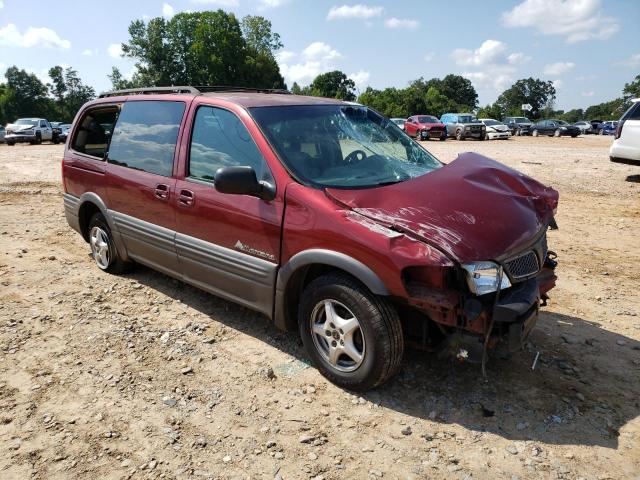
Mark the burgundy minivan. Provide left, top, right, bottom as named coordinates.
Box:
left=62, top=87, right=558, bottom=391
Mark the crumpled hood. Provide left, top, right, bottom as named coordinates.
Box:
left=6, top=124, right=35, bottom=132
left=326, top=153, right=558, bottom=263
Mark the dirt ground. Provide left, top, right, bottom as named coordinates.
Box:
left=0, top=136, right=638, bottom=480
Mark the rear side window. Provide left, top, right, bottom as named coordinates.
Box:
left=189, top=106, right=267, bottom=181
left=624, top=103, right=640, bottom=120
left=72, top=107, right=119, bottom=159
left=108, top=100, right=185, bottom=176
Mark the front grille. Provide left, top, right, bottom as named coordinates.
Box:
left=505, top=250, right=539, bottom=280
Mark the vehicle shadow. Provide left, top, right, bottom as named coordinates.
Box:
left=625, top=174, right=640, bottom=183
left=128, top=265, right=639, bottom=449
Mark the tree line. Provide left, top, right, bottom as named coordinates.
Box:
left=0, top=9, right=638, bottom=125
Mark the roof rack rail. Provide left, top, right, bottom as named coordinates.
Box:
left=98, top=85, right=291, bottom=98
left=98, top=86, right=199, bottom=98
left=195, top=86, right=291, bottom=95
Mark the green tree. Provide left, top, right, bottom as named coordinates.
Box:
left=241, top=16, right=283, bottom=55
left=48, top=66, right=95, bottom=121
left=439, top=74, right=478, bottom=110
left=290, top=82, right=303, bottom=95
left=0, top=66, right=52, bottom=122
left=307, top=70, right=356, bottom=101
left=559, top=108, right=584, bottom=123
left=622, top=74, right=640, bottom=103
left=107, top=66, right=141, bottom=91
left=119, top=10, right=285, bottom=88
left=584, top=98, right=627, bottom=120
left=477, top=103, right=504, bottom=120
left=357, top=87, right=408, bottom=117
left=495, top=78, right=556, bottom=119
left=423, top=87, right=457, bottom=118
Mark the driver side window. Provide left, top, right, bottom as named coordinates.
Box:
left=189, top=106, right=269, bottom=182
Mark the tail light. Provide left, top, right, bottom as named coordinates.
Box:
left=615, top=120, right=625, bottom=139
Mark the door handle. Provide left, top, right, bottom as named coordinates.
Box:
left=154, top=184, right=170, bottom=200
left=179, top=189, right=195, bottom=207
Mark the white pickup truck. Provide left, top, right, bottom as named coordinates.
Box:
left=5, top=118, right=60, bottom=145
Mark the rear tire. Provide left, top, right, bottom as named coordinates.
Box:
left=599, top=129, right=604, bottom=135
left=299, top=273, right=404, bottom=391
left=7, top=141, right=15, bottom=146
left=88, top=213, right=132, bottom=274
left=532, top=129, right=539, bottom=137
left=554, top=129, right=561, bottom=137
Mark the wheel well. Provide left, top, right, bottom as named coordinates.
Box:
left=282, top=264, right=361, bottom=331
left=78, top=201, right=101, bottom=242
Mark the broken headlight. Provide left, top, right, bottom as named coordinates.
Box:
left=461, top=261, right=511, bottom=295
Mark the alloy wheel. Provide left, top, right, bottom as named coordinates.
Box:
left=310, top=299, right=365, bottom=373
left=90, top=226, right=111, bottom=270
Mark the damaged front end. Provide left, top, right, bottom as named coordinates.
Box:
left=402, top=227, right=558, bottom=364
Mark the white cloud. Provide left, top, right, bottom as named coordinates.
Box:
left=82, top=48, right=98, bottom=56
left=277, top=41, right=343, bottom=85
left=349, top=70, right=370, bottom=88
left=302, top=41, right=341, bottom=61
left=327, top=4, right=383, bottom=20
left=191, top=0, right=239, bottom=6
left=452, top=40, right=507, bottom=67
left=275, top=50, right=295, bottom=63
left=463, top=71, right=514, bottom=93
left=384, top=17, right=419, bottom=29
left=259, top=0, right=289, bottom=7
left=502, top=0, right=619, bottom=43
left=0, top=1, right=4, bottom=8
left=552, top=79, right=563, bottom=90
left=108, top=43, right=124, bottom=58
left=581, top=91, right=595, bottom=97
left=507, top=52, right=531, bottom=65
left=452, top=40, right=529, bottom=93
left=543, top=61, right=575, bottom=76
left=424, top=51, right=435, bottom=62
left=576, top=74, right=596, bottom=81
left=0, top=23, right=71, bottom=49
left=162, top=3, right=175, bottom=18
left=614, top=53, right=640, bottom=68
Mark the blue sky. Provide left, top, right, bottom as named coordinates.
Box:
left=0, top=0, right=638, bottom=111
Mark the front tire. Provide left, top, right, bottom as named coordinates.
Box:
left=299, top=274, right=403, bottom=391
left=532, top=129, right=539, bottom=137
left=455, top=129, right=464, bottom=141
left=88, top=213, right=131, bottom=274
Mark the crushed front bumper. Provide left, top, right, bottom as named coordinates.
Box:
left=5, top=133, right=36, bottom=143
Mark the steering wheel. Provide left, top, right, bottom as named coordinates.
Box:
left=345, top=149, right=367, bottom=163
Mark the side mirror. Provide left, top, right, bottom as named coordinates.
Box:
left=214, top=166, right=275, bottom=201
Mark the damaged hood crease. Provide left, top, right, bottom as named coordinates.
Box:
left=326, top=153, right=558, bottom=263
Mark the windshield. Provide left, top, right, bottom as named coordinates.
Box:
left=458, top=115, right=477, bottom=123
left=514, top=117, right=530, bottom=123
left=557, top=120, right=568, bottom=125
left=392, top=119, right=405, bottom=125
left=482, top=119, right=501, bottom=126
left=250, top=105, right=441, bottom=189
left=417, top=116, right=438, bottom=123
left=15, top=119, right=38, bottom=126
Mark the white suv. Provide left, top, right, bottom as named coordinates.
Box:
left=610, top=99, right=640, bottom=166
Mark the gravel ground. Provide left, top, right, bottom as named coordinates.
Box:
left=0, top=136, right=639, bottom=480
